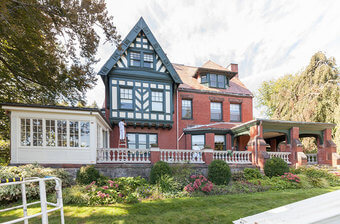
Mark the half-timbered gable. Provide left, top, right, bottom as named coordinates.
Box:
left=99, top=17, right=182, bottom=128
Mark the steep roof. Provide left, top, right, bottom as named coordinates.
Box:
left=98, top=17, right=182, bottom=84
left=173, top=62, right=253, bottom=97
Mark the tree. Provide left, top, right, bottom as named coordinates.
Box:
left=256, top=52, right=340, bottom=151
left=0, top=0, right=120, bottom=139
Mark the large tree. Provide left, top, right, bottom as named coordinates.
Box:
left=257, top=52, right=340, bottom=151
left=0, top=0, right=120, bottom=139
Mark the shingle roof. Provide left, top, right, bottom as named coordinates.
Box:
left=173, top=62, right=253, bottom=97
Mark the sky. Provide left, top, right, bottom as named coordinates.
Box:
left=87, top=0, right=340, bottom=117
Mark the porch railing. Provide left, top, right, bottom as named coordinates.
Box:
left=213, top=151, right=252, bottom=164
left=97, top=148, right=150, bottom=163
left=267, top=152, right=291, bottom=164
left=306, top=153, right=318, bottom=165
left=160, top=149, right=204, bottom=163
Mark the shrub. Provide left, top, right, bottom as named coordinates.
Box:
left=209, top=181, right=269, bottom=195
left=0, top=140, right=10, bottom=165
left=76, top=165, right=101, bottom=185
left=281, top=172, right=300, bottom=183
left=86, top=177, right=149, bottom=204
left=0, top=164, right=72, bottom=203
left=171, top=163, right=193, bottom=188
left=250, top=176, right=298, bottom=190
left=49, top=185, right=89, bottom=205
left=231, top=171, right=246, bottom=181
left=291, top=166, right=340, bottom=187
left=184, top=175, right=213, bottom=194
left=243, top=168, right=262, bottom=180
left=157, top=175, right=180, bottom=193
left=208, top=160, right=231, bottom=185
left=150, top=161, right=171, bottom=184
left=264, top=157, right=289, bottom=177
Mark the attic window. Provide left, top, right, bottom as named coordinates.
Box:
left=130, top=52, right=141, bottom=66
left=143, top=53, right=154, bottom=68
left=201, top=74, right=228, bottom=89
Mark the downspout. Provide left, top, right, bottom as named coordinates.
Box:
left=254, top=121, right=262, bottom=166
left=176, top=86, right=179, bottom=149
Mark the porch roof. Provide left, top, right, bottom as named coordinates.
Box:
left=183, top=122, right=240, bottom=134
left=231, top=118, right=336, bottom=136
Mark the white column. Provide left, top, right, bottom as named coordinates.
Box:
left=89, top=119, right=97, bottom=164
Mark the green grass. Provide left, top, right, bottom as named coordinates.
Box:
left=1, top=187, right=339, bottom=224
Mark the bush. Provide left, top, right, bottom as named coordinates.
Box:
left=0, top=140, right=10, bottom=165
left=209, top=181, right=270, bottom=195
left=250, top=176, right=298, bottom=190
left=150, top=161, right=171, bottom=184
left=171, top=163, right=193, bottom=189
left=264, top=157, right=289, bottom=177
left=50, top=185, right=89, bottom=205
left=231, top=171, right=246, bottom=182
left=0, top=164, right=72, bottom=203
left=208, top=160, right=231, bottom=185
left=76, top=165, right=101, bottom=185
left=157, top=175, right=181, bottom=193
left=243, top=168, right=262, bottom=180
left=184, top=175, right=213, bottom=194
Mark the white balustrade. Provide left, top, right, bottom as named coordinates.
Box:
left=160, top=149, right=204, bottom=163
left=97, top=148, right=150, bottom=163
left=267, top=152, right=291, bottom=164
left=306, top=153, right=318, bottom=165
left=213, top=151, right=252, bottom=164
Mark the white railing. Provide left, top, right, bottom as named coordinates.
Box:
left=306, top=153, right=318, bottom=165
left=0, top=177, right=64, bottom=224
left=213, top=151, right=252, bottom=164
left=267, top=152, right=291, bottom=164
left=160, top=149, right=204, bottom=163
left=97, top=148, right=150, bottom=163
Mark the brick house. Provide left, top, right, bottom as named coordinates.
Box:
left=2, top=17, right=339, bottom=170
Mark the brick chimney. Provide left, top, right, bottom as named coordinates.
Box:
left=227, top=63, right=238, bottom=79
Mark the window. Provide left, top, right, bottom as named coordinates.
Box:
left=192, top=135, right=205, bottom=149
left=32, top=119, right=43, bottom=146
left=210, top=74, right=217, bottom=87
left=57, top=120, right=67, bottom=147
left=46, top=120, right=56, bottom=146
left=69, top=121, right=79, bottom=147
left=230, top=104, right=241, bottom=122
left=214, top=135, right=225, bottom=151
left=102, top=130, right=108, bottom=148
left=143, top=53, right=153, bottom=68
left=182, top=99, right=192, bottom=119
left=211, top=102, right=222, bottom=120
left=20, top=118, right=31, bottom=146
left=80, top=122, right=90, bottom=147
left=120, top=88, right=133, bottom=109
left=130, top=52, right=141, bottom=66
left=201, top=75, right=207, bottom=83
left=151, top=91, right=163, bottom=111
left=217, top=75, right=225, bottom=88
left=127, top=133, right=157, bottom=149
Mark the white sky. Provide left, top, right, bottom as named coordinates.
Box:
left=86, top=0, right=340, bottom=117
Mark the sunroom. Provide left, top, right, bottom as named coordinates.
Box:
left=2, top=103, right=111, bottom=165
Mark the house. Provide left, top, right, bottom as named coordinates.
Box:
left=2, top=17, right=339, bottom=172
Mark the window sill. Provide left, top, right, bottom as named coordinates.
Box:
left=230, top=120, right=241, bottom=122
left=211, top=119, right=223, bottom=122
left=119, top=108, right=135, bottom=111
left=182, top=117, right=193, bottom=120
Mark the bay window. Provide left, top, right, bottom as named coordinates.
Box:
left=192, top=135, right=205, bottom=149
left=201, top=74, right=227, bottom=89
left=214, top=135, right=226, bottom=151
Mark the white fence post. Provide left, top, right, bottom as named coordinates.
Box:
left=39, top=179, right=48, bottom=224
left=21, top=183, right=28, bottom=224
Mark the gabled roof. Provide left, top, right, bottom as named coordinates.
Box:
left=201, top=60, right=230, bottom=72
left=98, top=17, right=182, bottom=84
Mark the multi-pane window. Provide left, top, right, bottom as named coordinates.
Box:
left=69, top=121, right=79, bottom=147
left=120, top=88, right=133, bottom=109
left=143, top=53, right=153, bottom=68
left=192, top=135, right=205, bottom=149
left=130, top=52, right=141, bottom=66
left=217, top=75, right=225, bottom=88
left=201, top=74, right=227, bottom=89
left=201, top=75, right=207, bottom=83
left=211, top=102, right=222, bottom=120
left=214, top=135, right=225, bottom=151
left=151, top=91, right=163, bottom=111
left=230, top=103, right=241, bottom=122
left=46, top=120, right=56, bottom=146
left=80, top=122, right=90, bottom=147
left=19, top=119, right=92, bottom=148
left=127, top=133, right=157, bottom=149
left=102, top=130, right=108, bottom=148
left=57, top=120, right=67, bottom=147
left=210, top=74, right=217, bottom=87
left=20, top=119, right=31, bottom=146
left=182, top=99, right=192, bottom=119
left=32, top=119, right=43, bottom=146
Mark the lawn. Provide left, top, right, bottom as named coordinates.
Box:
left=1, top=187, right=339, bottom=224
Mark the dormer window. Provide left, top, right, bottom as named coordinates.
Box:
left=201, top=74, right=228, bottom=89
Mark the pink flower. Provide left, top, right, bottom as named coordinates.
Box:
left=118, top=193, right=123, bottom=198
left=190, top=175, right=196, bottom=179
left=115, top=184, right=119, bottom=188
left=102, top=186, right=108, bottom=189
